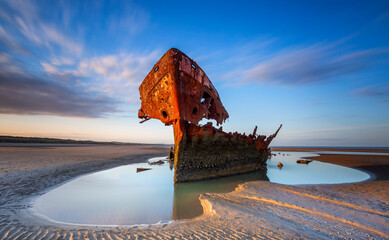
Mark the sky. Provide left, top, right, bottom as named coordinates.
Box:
left=0, top=0, right=388, bottom=146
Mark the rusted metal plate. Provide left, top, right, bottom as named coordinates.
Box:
left=138, top=48, right=228, bottom=126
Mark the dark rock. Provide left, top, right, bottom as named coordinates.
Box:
left=277, top=162, right=283, bottom=168
left=136, top=168, right=151, bottom=173
left=296, top=159, right=312, bottom=164
left=168, top=147, right=174, bottom=162
left=149, top=160, right=165, bottom=165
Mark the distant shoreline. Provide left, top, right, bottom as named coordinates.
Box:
left=0, top=135, right=135, bottom=145
left=271, top=147, right=389, bottom=153
left=0, top=135, right=173, bottom=146
left=1, top=136, right=386, bottom=150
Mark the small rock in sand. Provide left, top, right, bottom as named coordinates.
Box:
left=149, top=160, right=165, bottom=165
left=168, top=147, right=174, bottom=162
left=296, top=159, right=312, bottom=164
left=136, top=167, right=151, bottom=173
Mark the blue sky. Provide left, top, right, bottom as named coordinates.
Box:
left=0, top=0, right=388, bottom=146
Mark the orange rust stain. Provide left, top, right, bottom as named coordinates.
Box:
left=138, top=48, right=228, bottom=126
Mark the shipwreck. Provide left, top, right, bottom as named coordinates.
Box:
left=138, top=48, right=282, bottom=182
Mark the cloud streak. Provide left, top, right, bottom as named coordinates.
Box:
left=224, top=43, right=388, bottom=86
left=0, top=0, right=83, bottom=57
left=353, top=84, right=389, bottom=99
left=40, top=50, right=160, bottom=104
left=0, top=0, right=155, bottom=118
left=0, top=68, right=118, bottom=118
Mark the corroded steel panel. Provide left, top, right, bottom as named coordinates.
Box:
left=138, top=48, right=228, bottom=126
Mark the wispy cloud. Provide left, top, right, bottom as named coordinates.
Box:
left=76, top=52, right=158, bottom=81
left=223, top=43, right=388, bottom=86
left=40, top=23, right=83, bottom=56
left=0, top=68, right=118, bottom=117
left=0, top=25, right=14, bottom=42
left=353, top=84, right=389, bottom=99
left=14, top=17, right=83, bottom=56
left=50, top=57, right=74, bottom=66
left=0, top=54, right=24, bottom=74
left=0, top=53, right=10, bottom=63
left=0, top=0, right=83, bottom=56
left=107, top=2, right=149, bottom=35
left=40, top=62, right=58, bottom=74
left=0, top=0, right=154, bottom=118
left=3, top=0, right=38, bottom=21
left=40, top=50, right=159, bottom=104
left=0, top=25, right=31, bottom=55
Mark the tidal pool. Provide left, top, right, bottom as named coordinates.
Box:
left=32, top=152, right=370, bottom=226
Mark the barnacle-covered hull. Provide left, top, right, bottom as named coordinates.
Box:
left=138, top=48, right=281, bottom=182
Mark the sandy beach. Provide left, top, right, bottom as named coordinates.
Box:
left=0, top=144, right=388, bottom=239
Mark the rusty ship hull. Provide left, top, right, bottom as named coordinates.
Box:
left=138, top=48, right=281, bottom=182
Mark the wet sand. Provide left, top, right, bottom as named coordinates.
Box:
left=0, top=145, right=388, bottom=239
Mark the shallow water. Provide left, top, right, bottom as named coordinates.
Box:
left=313, top=151, right=389, bottom=156
left=268, top=152, right=371, bottom=184
left=32, top=152, right=370, bottom=226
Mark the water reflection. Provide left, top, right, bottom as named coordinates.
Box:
left=173, top=171, right=268, bottom=219
left=32, top=152, right=370, bottom=226
left=267, top=152, right=370, bottom=185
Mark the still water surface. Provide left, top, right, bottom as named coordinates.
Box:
left=33, top=152, right=370, bottom=226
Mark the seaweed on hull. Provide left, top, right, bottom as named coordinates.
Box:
left=138, top=48, right=282, bottom=182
